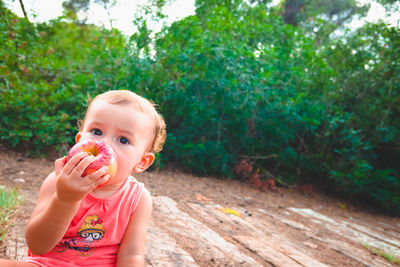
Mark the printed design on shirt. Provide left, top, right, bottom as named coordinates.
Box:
left=53, top=215, right=105, bottom=256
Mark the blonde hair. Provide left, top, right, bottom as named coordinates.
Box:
left=79, top=90, right=166, bottom=153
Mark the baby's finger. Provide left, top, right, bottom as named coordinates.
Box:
left=91, top=174, right=111, bottom=189
left=62, top=152, right=88, bottom=175
left=84, top=166, right=109, bottom=181
left=71, top=155, right=97, bottom=177
left=54, top=156, right=68, bottom=176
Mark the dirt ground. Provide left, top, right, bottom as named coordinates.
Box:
left=0, top=146, right=399, bottom=266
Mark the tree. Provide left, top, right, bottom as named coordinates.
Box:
left=94, top=0, right=117, bottom=28
left=282, top=0, right=304, bottom=26
left=281, top=0, right=369, bottom=27
left=62, top=0, right=116, bottom=27
left=18, top=0, right=28, bottom=21
left=62, top=0, right=91, bottom=24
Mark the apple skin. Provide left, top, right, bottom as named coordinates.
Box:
left=67, top=140, right=117, bottom=184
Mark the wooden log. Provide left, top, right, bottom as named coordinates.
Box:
left=289, top=208, right=400, bottom=259
left=152, top=196, right=260, bottom=266
left=187, top=202, right=328, bottom=267
left=259, top=208, right=392, bottom=266
left=145, top=223, right=198, bottom=267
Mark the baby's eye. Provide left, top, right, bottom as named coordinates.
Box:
left=118, top=137, right=130, bottom=144
left=91, top=128, right=102, bottom=136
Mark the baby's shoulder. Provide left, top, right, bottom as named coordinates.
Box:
left=125, top=175, right=151, bottom=207
left=127, top=175, right=145, bottom=188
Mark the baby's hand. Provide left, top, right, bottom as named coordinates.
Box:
left=54, top=153, right=111, bottom=203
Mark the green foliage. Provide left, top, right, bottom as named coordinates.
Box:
left=62, top=0, right=92, bottom=14
left=278, top=0, right=369, bottom=28
left=362, top=243, right=400, bottom=264
left=0, top=1, right=399, bottom=213
left=131, top=2, right=400, bottom=212
left=320, top=22, right=400, bottom=211
left=144, top=6, right=315, bottom=177
left=0, top=5, right=130, bottom=153
left=0, top=186, right=21, bottom=242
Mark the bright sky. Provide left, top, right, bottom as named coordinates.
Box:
left=350, top=0, right=400, bottom=29
left=4, top=0, right=399, bottom=35
left=5, top=0, right=196, bottom=35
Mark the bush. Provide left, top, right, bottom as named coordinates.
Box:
left=320, top=23, right=400, bottom=211
left=137, top=6, right=326, bottom=178
left=0, top=4, right=130, bottom=153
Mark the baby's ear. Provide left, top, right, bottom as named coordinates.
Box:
left=75, top=132, right=82, bottom=143
left=132, top=153, right=155, bottom=173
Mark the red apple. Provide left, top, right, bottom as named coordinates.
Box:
left=67, top=140, right=117, bottom=182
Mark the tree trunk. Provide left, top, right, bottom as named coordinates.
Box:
left=283, top=0, right=305, bottom=26
left=18, top=0, right=29, bottom=22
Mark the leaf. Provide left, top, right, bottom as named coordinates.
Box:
left=218, top=207, right=241, bottom=217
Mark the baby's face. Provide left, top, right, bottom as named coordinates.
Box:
left=78, top=100, right=154, bottom=188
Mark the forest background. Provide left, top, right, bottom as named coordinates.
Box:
left=0, top=0, right=399, bottom=213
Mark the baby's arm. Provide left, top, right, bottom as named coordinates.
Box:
left=117, top=188, right=152, bottom=267
left=25, top=153, right=110, bottom=255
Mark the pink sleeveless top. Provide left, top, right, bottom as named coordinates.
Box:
left=24, top=176, right=144, bottom=267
